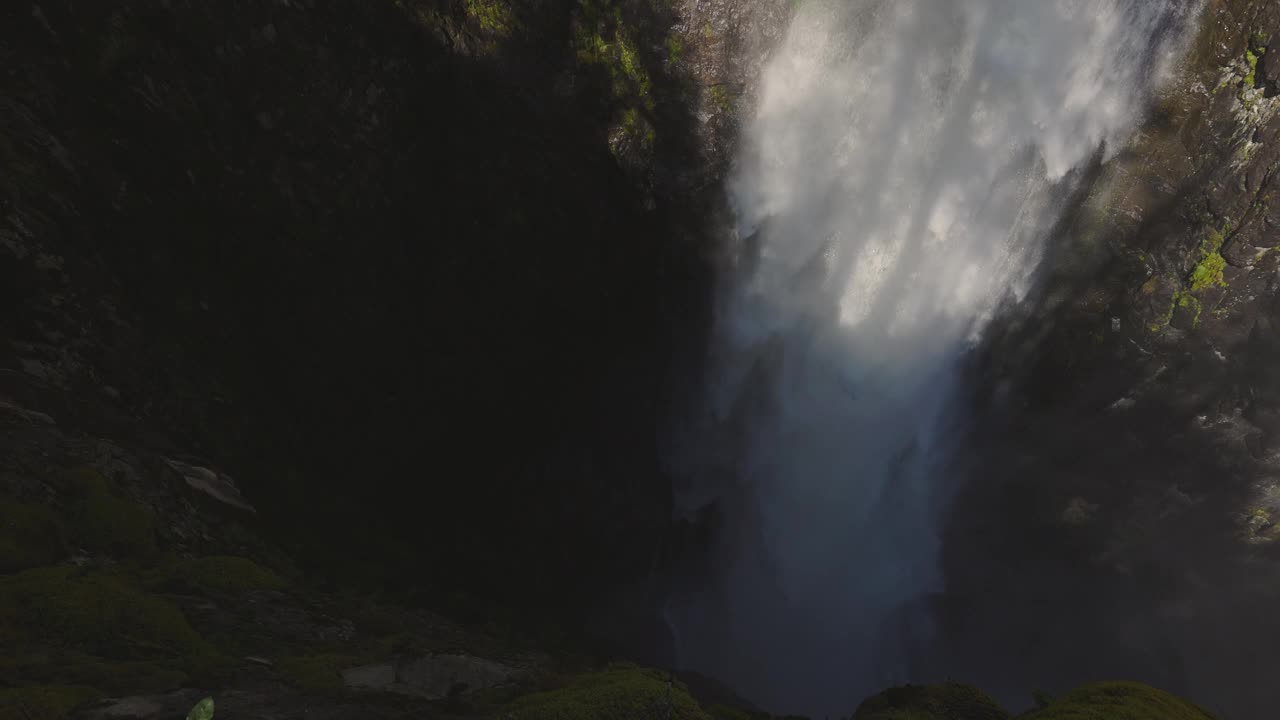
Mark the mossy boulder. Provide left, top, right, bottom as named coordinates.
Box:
left=0, top=652, right=188, bottom=696
left=1018, top=682, right=1215, bottom=719
left=504, top=666, right=712, bottom=720
left=0, top=494, right=65, bottom=573
left=59, top=468, right=156, bottom=559
left=145, top=555, right=287, bottom=595
left=0, top=685, right=101, bottom=720
left=275, top=654, right=360, bottom=693
left=853, top=682, right=1010, bottom=720
left=0, top=565, right=218, bottom=679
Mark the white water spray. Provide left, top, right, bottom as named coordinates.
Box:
left=669, top=1, right=1198, bottom=716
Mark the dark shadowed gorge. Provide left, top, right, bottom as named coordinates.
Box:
left=2, top=1, right=1280, bottom=720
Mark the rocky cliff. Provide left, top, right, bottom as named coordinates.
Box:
left=941, top=1, right=1280, bottom=718
left=1, top=0, right=1276, bottom=718
left=1, top=0, right=731, bottom=630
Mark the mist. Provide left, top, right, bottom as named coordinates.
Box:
left=665, top=1, right=1201, bottom=716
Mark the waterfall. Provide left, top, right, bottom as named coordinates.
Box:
left=667, top=1, right=1200, bottom=716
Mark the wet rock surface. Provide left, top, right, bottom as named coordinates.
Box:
left=942, top=2, right=1280, bottom=718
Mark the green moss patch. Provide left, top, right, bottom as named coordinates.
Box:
left=573, top=0, right=658, bottom=158
left=575, top=3, right=653, bottom=101
left=1148, top=223, right=1232, bottom=334
left=0, top=494, right=65, bottom=573
left=0, top=685, right=102, bottom=720
left=666, top=34, right=684, bottom=66
left=0, top=652, right=188, bottom=695
left=1020, top=681, right=1215, bottom=719
left=1184, top=223, right=1230, bottom=293
left=276, top=654, right=359, bottom=693
left=0, top=560, right=240, bottom=695
left=853, top=682, right=1009, bottom=720
left=146, top=555, right=286, bottom=595
left=60, top=468, right=156, bottom=559
left=464, top=0, right=517, bottom=36
left=1189, top=253, right=1226, bottom=292
left=1175, top=291, right=1203, bottom=327
left=504, top=667, right=711, bottom=720
left=709, top=84, right=733, bottom=113
left=0, top=565, right=208, bottom=659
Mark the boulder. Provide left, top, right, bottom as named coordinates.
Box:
left=162, top=458, right=256, bottom=513
left=341, top=663, right=396, bottom=690
left=80, top=691, right=203, bottom=720
left=395, top=654, right=516, bottom=698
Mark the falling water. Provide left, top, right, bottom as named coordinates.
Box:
left=667, top=1, right=1199, bottom=716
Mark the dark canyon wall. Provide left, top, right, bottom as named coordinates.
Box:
left=941, top=1, right=1280, bottom=718
left=1, top=0, right=733, bottom=634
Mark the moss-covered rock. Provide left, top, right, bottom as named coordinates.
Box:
left=0, top=494, right=65, bottom=573
left=1188, top=252, right=1227, bottom=292
left=503, top=666, right=712, bottom=720
left=0, top=685, right=102, bottom=720
left=275, top=654, right=360, bottom=693
left=1018, top=682, right=1215, bottom=720
left=0, top=557, right=246, bottom=693
left=0, top=565, right=209, bottom=660
left=0, top=652, right=189, bottom=696
left=852, top=682, right=1010, bottom=720
left=59, top=468, right=156, bottom=559
left=145, top=555, right=287, bottom=595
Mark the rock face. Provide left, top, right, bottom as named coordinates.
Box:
left=936, top=3, right=1280, bottom=719
left=0, top=0, right=728, bottom=632
left=161, top=460, right=255, bottom=514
